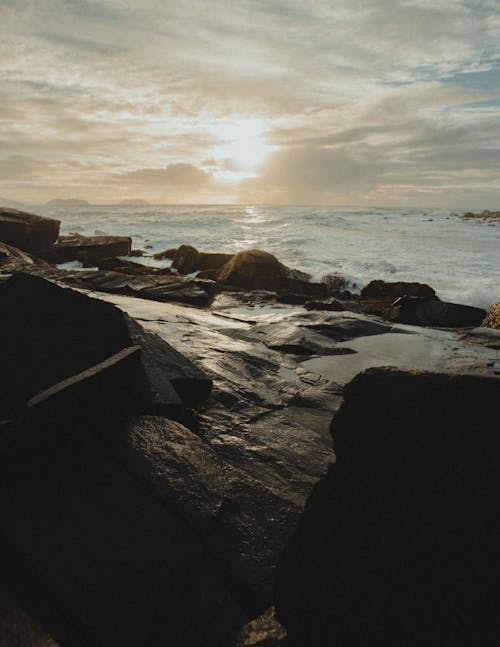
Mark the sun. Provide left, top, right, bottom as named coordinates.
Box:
left=208, top=118, right=276, bottom=178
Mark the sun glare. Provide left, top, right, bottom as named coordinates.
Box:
left=209, top=118, right=275, bottom=180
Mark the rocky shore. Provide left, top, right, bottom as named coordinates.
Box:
left=1, top=207, right=499, bottom=646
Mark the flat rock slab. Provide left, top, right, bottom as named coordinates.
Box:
left=41, top=235, right=131, bottom=264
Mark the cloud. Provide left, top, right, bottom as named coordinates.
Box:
left=118, top=163, right=211, bottom=186
left=0, top=1, right=499, bottom=205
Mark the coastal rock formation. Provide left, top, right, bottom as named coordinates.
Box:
left=483, top=302, right=500, bottom=329
left=0, top=207, right=60, bottom=252
left=462, top=209, right=500, bottom=221
left=154, top=247, right=177, bottom=260
left=0, top=241, right=50, bottom=271
left=172, top=244, right=233, bottom=274
left=40, top=234, right=132, bottom=264
left=382, top=295, right=486, bottom=327
left=276, top=368, right=500, bottom=646
left=360, top=279, right=435, bottom=301
left=0, top=273, right=212, bottom=423
left=217, top=249, right=292, bottom=289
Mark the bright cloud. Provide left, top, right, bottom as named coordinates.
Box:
left=0, top=0, right=499, bottom=206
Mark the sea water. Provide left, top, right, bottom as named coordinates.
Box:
left=35, top=204, right=500, bottom=309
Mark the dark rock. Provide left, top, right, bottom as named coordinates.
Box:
left=0, top=273, right=212, bottom=422
left=0, top=421, right=244, bottom=647
left=483, top=302, right=500, bottom=329
left=0, top=241, right=50, bottom=271
left=172, top=245, right=233, bottom=274
left=216, top=249, right=327, bottom=299
left=153, top=247, right=178, bottom=260
left=0, top=590, right=58, bottom=647
left=97, top=257, right=172, bottom=275
left=304, top=298, right=345, bottom=312
left=217, top=250, right=292, bottom=290
left=320, top=272, right=358, bottom=297
left=129, top=249, right=145, bottom=257
left=0, top=208, right=60, bottom=252
left=40, top=235, right=132, bottom=265
left=276, top=368, right=500, bottom=646
left=360, top=279, right=435, bottom=301
left=383, top=295, right=487, bottom=327
left=110, top=414, right=331, bottom=614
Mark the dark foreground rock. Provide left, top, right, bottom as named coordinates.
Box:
left=40, top=234, right=132, bottom=264
left=360, top=279, right=436, bottom=301
left=483, top=302, right=500, bottom=329
left=0, top=421, right=245, bottom=647
left=0, top=273, right=212, bottom=424
left=0, top=208, right=60, bottom=252
left=276, top=368, right=500, bottom=646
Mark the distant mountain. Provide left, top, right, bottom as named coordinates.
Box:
left=118, top=198, right=151, bottom=206
left=44, top=198, right=92, bottom=207
left=0, top=196, right=25, bottom=209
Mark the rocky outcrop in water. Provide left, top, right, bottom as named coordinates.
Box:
left=40, top=234, right=132, bottom=265
left=0, top=208, right=60, bottom=252
left=172, top=244, right=234, bottom=274
left=275, top=367, right=500, bottom=646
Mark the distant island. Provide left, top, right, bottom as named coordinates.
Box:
left=44, top=199, right=92, bottom=207
left=118, top=199, right=151, bottom=206
left=0, top=197, right=25, bottom=209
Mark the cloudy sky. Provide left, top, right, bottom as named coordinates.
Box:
left=1, top=0, right=499, bottom=206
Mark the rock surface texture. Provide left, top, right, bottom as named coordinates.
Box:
left=0, top=208, right=60, bottom=252
left=483, top=302, right=500, bottom=329
left=276, top=368, right=500, bottom=646
left=40, top=234, right=132, bottom=264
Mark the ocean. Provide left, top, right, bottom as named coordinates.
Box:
left=36, top=204, right=500, bottom=309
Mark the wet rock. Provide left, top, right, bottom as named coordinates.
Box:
left=97, top=257, right=172, bottom=275
left=360, top=279, right=435, bottom=301
left=304, top=298, right=345, bottom=312
left=0, top=208, right=60, bottom=253
left=129, top=249, right=145, bottom=257
left=383, top=295, right=486, bottom=327
left=216, top=250, right=327, bottom=300
left=0, top=273, right=212, bottom=422
left=483, top=302, right=500, bottom=329
left=0, top=241, right=50, bottom=272
left=172, top=244, right=233, bottom=274
left=40, top=234, right=131, bottom=264
left=153, top=247, right=177, bottom=260
left=235, top=607, right=287, bottom=646
left=0, top=590, right=58, bottom=647
left=0, top=421, right=244, bottom=647
left=217, top=250, right=292, bottom=290
left=276, top=368, right=500, bottom=646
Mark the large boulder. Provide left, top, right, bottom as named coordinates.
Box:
left=382, top=295, right=486, bottom=327
left=276, top=368, right=500, bottom=646
left=217, top=250, right=291, bottom=290
left=41, top=234, right=131, bottom=265
left=483, top=302, right=500, bottom=329
left=0, top=208, right=60, bottom=252
left=0, top=241, right=50, bottom=271
left=0, top=273, right=212, bottom=424
left=172, top=244, right=233, bottom=274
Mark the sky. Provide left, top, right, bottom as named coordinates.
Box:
left=1, top=0, right=499, bottom=207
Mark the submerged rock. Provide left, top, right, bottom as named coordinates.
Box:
left=483, top=302, right=500, bottom=329
left=0, top=208, right=60, bottom=253
left=276, top=367, right=500, bottom=646
left=153, top=247, right=177, bottom=260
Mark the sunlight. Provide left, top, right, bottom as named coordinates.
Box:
left=209, top=118, right=275, bottom=177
